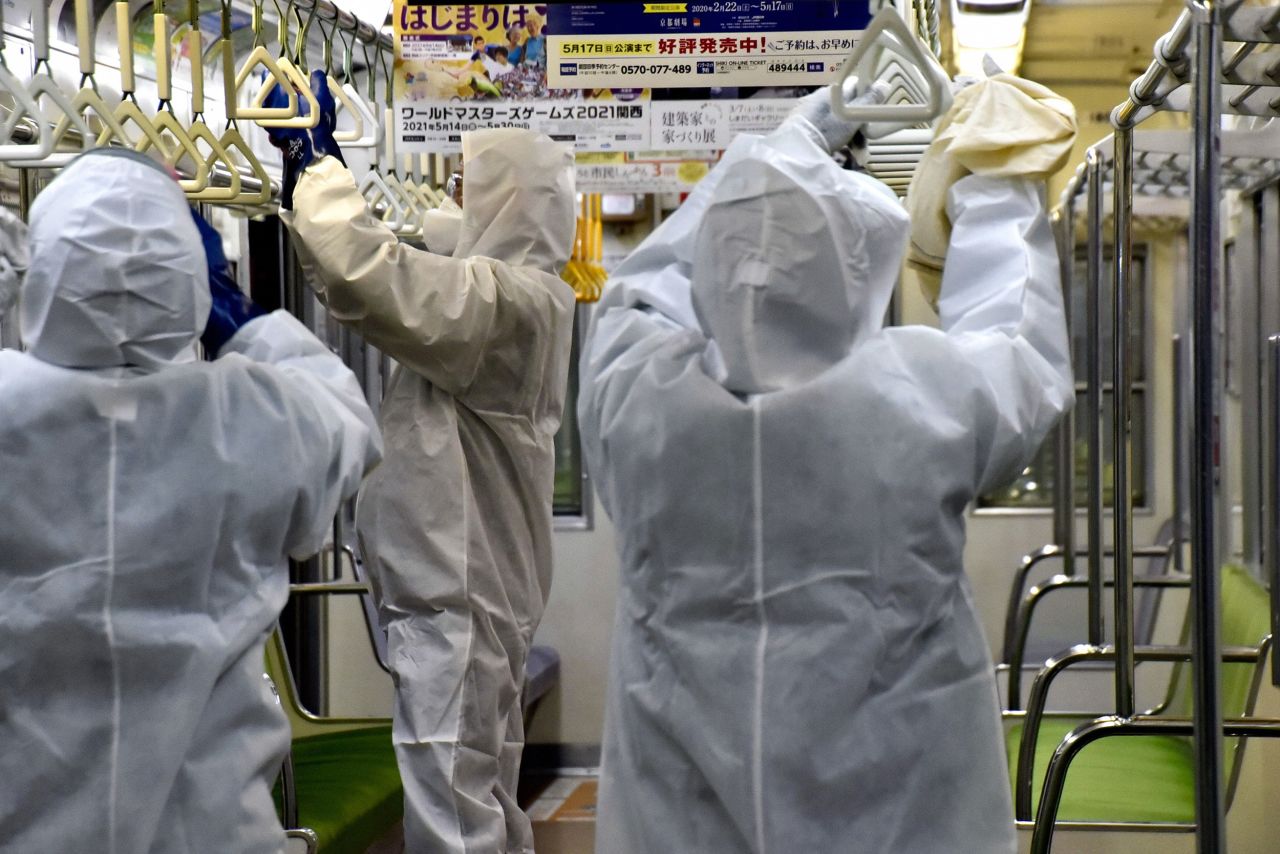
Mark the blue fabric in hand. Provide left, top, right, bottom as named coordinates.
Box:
left=192, top=208, right=264, bottom=357
left=263, top=71, right=346, bottom=209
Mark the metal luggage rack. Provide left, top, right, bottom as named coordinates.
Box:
left=1057, top=122, right=1280, bottom=207
left=1028, top=3, right=1280, bottom=854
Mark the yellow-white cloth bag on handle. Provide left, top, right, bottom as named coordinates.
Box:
left=907, top=73, right=1078, bottom=309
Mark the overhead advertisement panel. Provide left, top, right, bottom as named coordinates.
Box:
left=392, top=1, right=874, bottom=158
left=546, top=1, right=871, bottom=89
left=394, top=2, right=652, bottom=153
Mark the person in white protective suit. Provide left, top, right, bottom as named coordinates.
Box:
left=0, top=205, right=27, bottom=348
left=267, top=76, right=577, bottom=854
left=0, top=148, right=383, bottom=853
left=578, top=81, right=1076, bottom=853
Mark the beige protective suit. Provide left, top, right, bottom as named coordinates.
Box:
left=281, top=128, right=577, bottom=854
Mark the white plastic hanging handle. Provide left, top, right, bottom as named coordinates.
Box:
left=830, top=7, right=952, bottom=137
left=334, top=81, right=378, bottom=147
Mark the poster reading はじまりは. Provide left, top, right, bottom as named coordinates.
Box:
left=394, top=2, right=653, bottom=153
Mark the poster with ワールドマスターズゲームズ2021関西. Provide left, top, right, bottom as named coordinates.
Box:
left=394, top=2, right=652, bottom=154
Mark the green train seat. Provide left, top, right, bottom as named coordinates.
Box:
left=1006, top=564, right=1272, bottom=823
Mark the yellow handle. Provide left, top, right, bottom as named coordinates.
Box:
left=221, top=37, right=237, bottom=110
left=224, top=127, right=274, bottom=207
left=243, top=52, right=319, bottom=126
left=187, top=121, right=239, bottom=201
left=117, top=2, right=134, bottom=93
left=154, top=13, right=171, bottom=101
left=189, top=29, right=204, bottom=113
left=75, top=0, right=94, bottom=76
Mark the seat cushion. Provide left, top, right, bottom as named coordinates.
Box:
left=287, top=725, right=403, bottom=854
left=524, top=645, right=561, bottom=711
left=1007, top=719, right=1195, bottom=823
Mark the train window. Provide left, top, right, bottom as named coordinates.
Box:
left=978, top=247, right=1149, bottom=510
left=553, top=306, right=591, bottom=526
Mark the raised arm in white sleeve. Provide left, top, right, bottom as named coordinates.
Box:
left=280, top=131, right=575, bottom=410
left=280, top=161, right=532, bottom=399
left=936, top=173, right=1075, bottom=493
left=220, top=309, right=383, bottom=557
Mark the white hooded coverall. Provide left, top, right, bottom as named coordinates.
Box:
left=579, top=121, right=1074, bottom=853
left=281, top=128, right=577, bottom=854
left=0, top=151, right=382, bottom=853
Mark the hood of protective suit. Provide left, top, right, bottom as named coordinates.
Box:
left=453, top=128, right=575, bottom=274
left=20, top=149, right=209, bottom=370
left=691, top=123, right=909, bottom=394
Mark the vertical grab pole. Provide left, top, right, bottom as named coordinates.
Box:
left=1054, top=200, right=1078, bottom=577
left=1085, top=147, right=1107, bottom=647
left=1269, top=335, right=1280, bottom=688
left=1111, top=125, right=1136, bottom=717
left=1188, top=1, right=1226, bottom=850
left=1238, top=194, right=1263, bottom=575
left=1174, top=334, right=1187, bottom=574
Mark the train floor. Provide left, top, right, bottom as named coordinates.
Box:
left=520, top=771, right=599, bottom=854
left=346, top=728, right=1280, bottom=854
left=352, top=763, right=1276, bottom=854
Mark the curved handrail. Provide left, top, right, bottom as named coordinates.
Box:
left=1012, top=641, right=1263, bottom=820
left=1001, top=543, right=1175, bottom=664
left=1006, top=572, right=1191, bottom=710
left=1027, top=714, right=1280, bottom=854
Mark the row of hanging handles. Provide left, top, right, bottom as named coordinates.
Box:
left=0, top=1, right=949, bottom=307
left=0, top=0, right=452, bottom=228
left=0, top=0, right=611, bottom=302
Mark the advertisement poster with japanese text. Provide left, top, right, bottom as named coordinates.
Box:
left=547, top=1, right=871, bottom=89
left=392, top=2, right=873, bottom=160
left=575, top=151, right=719, bottom=194
left=395, top=2, right=652, bottom=152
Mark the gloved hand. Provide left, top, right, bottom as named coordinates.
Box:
left=263, top=70, right=346, bottom=210
left=192, top=208, right=265, bottom=356
left=787, top=78, right=891, bottom=153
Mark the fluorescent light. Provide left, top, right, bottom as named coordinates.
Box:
left=950, top=0, right=1031, bottom=75
left=955, top=46, right=1023, bottom=77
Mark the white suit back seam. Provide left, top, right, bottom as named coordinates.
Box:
left=750, top=398, right=767, bottom=854
left=104, top=412, right=121, bottom=854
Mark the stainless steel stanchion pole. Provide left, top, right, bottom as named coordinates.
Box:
left=1085, top=147, right=1107, bottom=646
left=1111, top=125, right=1136, bottom=716
left=1188, top=1, right=1226, bottom=849
left=1054, top=201, right=1078, bottom=577
left=1268, top=335, right=1280, bottom=687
